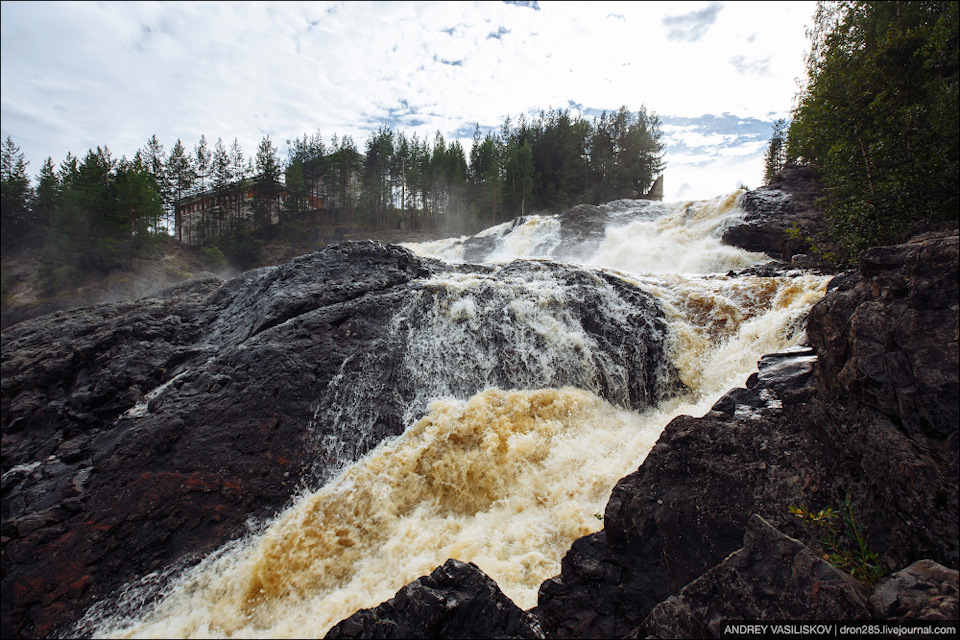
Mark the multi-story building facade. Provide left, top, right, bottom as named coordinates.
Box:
left=174, top=187, right=323, bottom=245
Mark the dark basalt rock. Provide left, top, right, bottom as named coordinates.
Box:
left=535, top=347, right=841, bottom=639
left=324, top=559, right=545, bottom=639
left=723, top=164, right=836, bottom=262
left=1, top=241, right=679, bottom=639
left=637, top=515, right=870, bottom=639
left=1, top=242, right=435, bottom=639
left=534, top=230, right=958, bottom=638
left=5, top=216, right=957, bottom=638
left=460, top=233, right=500, bottom=263
left=804, top=231, right=959, bottom=572
left=552, top=204, right=611, bottom=261
left=807, top=231, right=960, bottom=441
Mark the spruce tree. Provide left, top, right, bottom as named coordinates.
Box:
left=253, top=136, right=282, bottom=243
left=34, top=157, right=58, bottom=233
left=194, top=135, right=212, bottom=245
left=763, top=119, right=788, bottom=184
left=1, top=136, right=35, bottom=249
left=166, top=140, right=195, bottom=242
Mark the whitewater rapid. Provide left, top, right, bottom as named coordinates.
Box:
left=83, top=191, right=830, bottom=638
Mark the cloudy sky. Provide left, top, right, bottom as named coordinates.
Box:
left=1, top=1, right=815, bottom=202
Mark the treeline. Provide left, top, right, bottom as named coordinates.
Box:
left=2, top=140, right=165, bottom=285
left=763, top=0, right=958, bottom=260
left=1, top=105, right=664, bottom=280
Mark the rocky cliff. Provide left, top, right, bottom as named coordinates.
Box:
left=722, top=163, right=837, bottom=264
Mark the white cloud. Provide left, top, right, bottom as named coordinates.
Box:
left=1, top=0, right=816, bottom=203
left=662, top=2, right=723, bottom=42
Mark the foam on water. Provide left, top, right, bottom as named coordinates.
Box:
left=587, top=193, right=762, bottom=274
left=406, top=191, right=765, bottom=275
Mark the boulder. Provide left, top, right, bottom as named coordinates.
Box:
left=723, top=164, right=835, bottom=262
left=325, top=559, right=545, bottom=639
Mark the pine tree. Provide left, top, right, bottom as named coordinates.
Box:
left=283, top=157, right=307, bottom=217
left=142, top=135, right=169, bottom=234
left=211, top=138, right=232, bottom=243
left=228, top=138, right=247, bottom=231
left=469, top=127, right=501, bottom=226
left=362, top=127, right=394, bottom=228
left=392, top=131, right=411, bottom=223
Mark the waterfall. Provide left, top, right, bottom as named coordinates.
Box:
left=80, top=192, right=830, bottom=638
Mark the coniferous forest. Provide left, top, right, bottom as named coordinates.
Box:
left=1, top=105, right=664, bottom=281
left=5, top=0, right=958, bottom=284
left=763, top=0, right=958, bottom=261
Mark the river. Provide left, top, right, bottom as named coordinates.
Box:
left=83, top=191, right=830, bottom=638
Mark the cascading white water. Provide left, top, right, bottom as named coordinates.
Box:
left=83, top=191, right=830, bottom=639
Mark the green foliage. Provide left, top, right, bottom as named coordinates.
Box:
left=253, top=136, right=282, bottom=241
left=785, top=223, right=842, bottom=263
left=201, top=246, right=227, bottom=270
left=790, top=496, right=887, bottom=586
left=220, top=222, right=263, bottom=270
left=1, top=136, right=38, bottom=249
left=283, top=156, right=308, bottom=219
left=788, top=1, right=959, bottom=259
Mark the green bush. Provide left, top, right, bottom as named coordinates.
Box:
left=201, top=246, right=227, bottom=270
left=790, top=496, right=887, bottom=586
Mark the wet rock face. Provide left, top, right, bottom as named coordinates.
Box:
left=723, top=164, right=834, bottom=261
left=457, top=201, right=648, bottom=264
left=638, top=515, right=871, bottom=639
left=535, top=347, right=841, bottom=639
left=325, top=559, right=545, bottom=640
left=1, top=241, right=678, bottom=639
left=1, top=242, right=434, bottom=639
left=807, top=232, right=960, bottom=441
left=804, top=230, right=960, bottom=575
